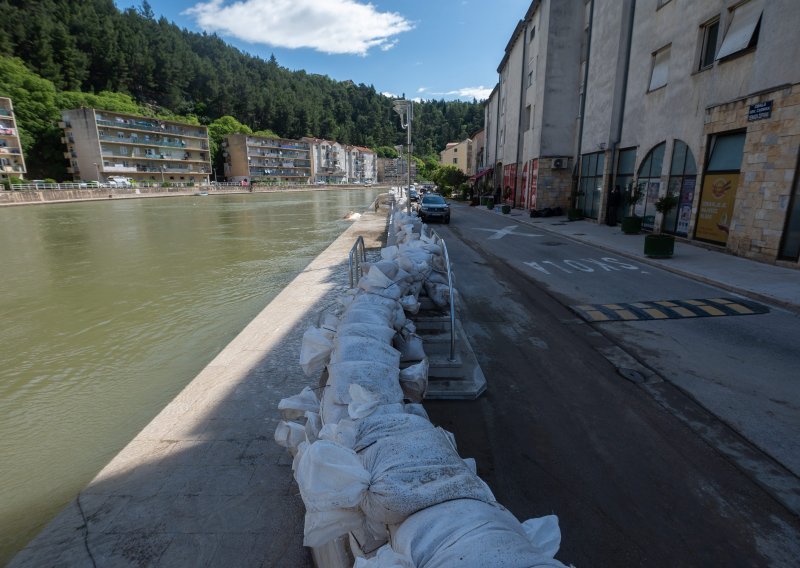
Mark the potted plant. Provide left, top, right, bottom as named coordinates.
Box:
left=621, top=182, right=645, bottom=234
left=501, top=203, right=511, bottom=214
left=644, top=191, right=680, bottom=258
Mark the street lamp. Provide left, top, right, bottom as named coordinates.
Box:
left=93, top=162, right=100, bottom=182
left=392, top=99, right=413, bottom=213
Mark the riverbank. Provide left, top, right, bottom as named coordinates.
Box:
left=0, top=184, right=391, bottom=207
left=9, top=194, right=391, bottom=567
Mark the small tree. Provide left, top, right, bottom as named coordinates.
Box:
left=654, top=191, right=679, bottom=234
left=624, top=182, right=646, bottom=218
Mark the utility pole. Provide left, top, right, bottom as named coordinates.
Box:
left=392, top=99, right=413, bottom=213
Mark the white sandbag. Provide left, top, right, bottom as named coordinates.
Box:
left=351, top=412, right=434, bottom=451
left=404, top=403, right=429, bottom=420
left=278, top=387, right=320, bottom=420
left=394, top=332, right=426, bottom=362
left=423, top=281, right=450, bottom=308
left=399, top=358, right=428, bottom=402
left=274, top=420, right=306, bottom=453
left=337, top=322, right=396, bottom=344
left=364, top=259, right=401, bottom=280
left=299, top=326, right=335, bottom=377
left=320, top=384, right=350, bottom=426
left=358, top=427, right=495, bottom=525
left=348, top=383, right=383, bottom=419
left=522, top=515, right=561, bottom=558
left=340, top=304, right=396, bottom=327
left=331, top=336, right=401, bottom=368
left=358, top=265, right=407, bottom=299
left=294, top=440, right=369, bottom=546
left=305, top=410, right=322, bottom=443
left=390, top=499, right=568, bottom=568
left=327, top=361, right=402, bottom=405
left=399, top=295, right=420, bottom=314
left=354, top=544, right=415, bottom=568
left=380, top=246, right=399, bottom=260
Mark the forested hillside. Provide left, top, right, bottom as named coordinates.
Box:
left=0, top=0, right=484, bottom=179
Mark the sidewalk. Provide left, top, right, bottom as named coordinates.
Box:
left=476, top=205, right=800, bottom=312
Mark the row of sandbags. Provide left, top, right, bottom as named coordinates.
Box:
left=275, top=200, right=568, bottom=567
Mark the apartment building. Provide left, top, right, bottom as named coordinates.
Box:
left=0, top=97, right=27, bottom=181
left=439, top=139, right=473, bottom=176
left=377, top=157, right=417, bottom=185
left=303, top=138, right=347, bottom=184
left=485, top=0, right=800, bottom=265
left=60, top=108, right=211, bottom=184
left=345, top=146, right=377, bottom=184
left=224, top=134, right=311, bottom=184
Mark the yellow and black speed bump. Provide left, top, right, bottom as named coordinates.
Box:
left=571, top=297, right=769, bottom=323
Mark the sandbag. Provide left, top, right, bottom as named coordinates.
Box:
left=331, top=336, right=401, bottom=368
left=299, top=326, right=335, bottom=377
left=394, top=332, right=426, bottom=363
left=399, top=358, right=429, bottom=402
left=337, top=322, right=396, bottom=344
left=274, top=420, right=306, bottom=453
left=319, top=383, right=350, bottom=426
left=390, top=499, right=568, bottom=568
left=326, top=361, right=402, bottom=406
left=277, top=387, right=320, bottom=420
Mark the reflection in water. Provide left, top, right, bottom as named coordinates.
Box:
left=0, top=189, right=380, bottom=563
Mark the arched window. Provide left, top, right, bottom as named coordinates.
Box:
left=636, top=142, right=666, bottom=230
left=664, top=140, right=697, bottom=236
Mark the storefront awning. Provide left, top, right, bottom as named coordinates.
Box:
left=469, top=167, right=493, bottom=181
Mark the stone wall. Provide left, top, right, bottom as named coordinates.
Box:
left=702, top=83, right=800, bottom=264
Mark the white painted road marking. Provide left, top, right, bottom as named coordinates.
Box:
left=475, top=225, right=544, bottom=240
left=524, top=257, right=640, bottom=275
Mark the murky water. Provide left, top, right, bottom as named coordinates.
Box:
left=0, top=189, right=381, bottom=563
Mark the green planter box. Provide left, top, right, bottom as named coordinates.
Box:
left=644, top=234, right=675, bottom=258
left=486, top=198, right=495, bottom=210
left=567, top=207, right=583, bottom=221
left=621, top=216, right=643, bottom=234
left=501, top=204, right=511, bottom=214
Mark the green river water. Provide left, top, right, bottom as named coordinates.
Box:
left=0, top=188, right=382, bottom=564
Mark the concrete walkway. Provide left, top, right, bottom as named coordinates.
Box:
left=476, top=205, right=800, bottom=312
left=10, top=201, right=390, bottom=567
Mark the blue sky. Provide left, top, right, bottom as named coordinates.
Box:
left=114, top=0, right=533, bottom=102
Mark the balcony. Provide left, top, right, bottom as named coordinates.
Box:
left=98, top=134, right=208, bottom=151
left=1, top=164, right=25, bottom=173
left=0, top=109, right=12, bottom=117
left=0, top=127, right=17, bottom=137
left=95, top=118, right=207, bottom=139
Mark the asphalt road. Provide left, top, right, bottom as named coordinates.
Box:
left=423, top=204, right=800, bottom=567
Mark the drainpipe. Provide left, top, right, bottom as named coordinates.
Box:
left=514, top=23, right=530, bottom=207
left=494, top=76, right=502, bottom=196
left=608, top=0, right=636, bottom=219
left=575, top=0, right=594, bottom=188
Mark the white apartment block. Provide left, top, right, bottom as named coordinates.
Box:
left=305, top=139, right=348, bottom=184
left=60, top=108, right=211, bottom=184
left=485, top=0, right=800, bottom=265
left=224, top=134, right=312, bottom=184
left=0, top=97, right=27, bottom=181
left=345, top=146, right=377, bottom=184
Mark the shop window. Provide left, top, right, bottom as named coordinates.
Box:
left=778, top=163, right=800, bottom=261
left=665, top=140, right=697, bottom=236
left=699, top=18, right=720, bottom=70
left=716, top=0, right=762, bottom=60
left=636, top=142, right=666, bottom=230
left=694, top=131, right=745, bottom=245
left=648, top=46, right=670, bottom=91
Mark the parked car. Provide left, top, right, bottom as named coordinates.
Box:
left=108, top=176, right=133, bottom=188
left=418, top=194, right=450, bottom=224
left=409, top=187, right=419, bottom=202
left=79, top=180, right=100, bottom=188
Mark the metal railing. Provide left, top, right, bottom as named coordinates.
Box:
left=428, top=228, right=457, bottom=362
left=348, top=236, right=367, bottom=288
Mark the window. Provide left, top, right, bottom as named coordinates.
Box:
left=453, top=158, right=458, bottom=164
left=528, top=71, right=533, bottom=87
left=577, top=152, right=605, bottom=219
left=648, top=46, right=670, bottom=91
left=525, top=105, right=532, bottom=131
left=665, top=140, right=697, bottom=236
left=699, top=18, right=720, bottom=70
left=636, top=142, right=666, bottom=230
left=529, top=26, right=535, bottom=43
left=716, top=0, right=763, bottom=60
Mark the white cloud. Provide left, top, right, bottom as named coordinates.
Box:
left=417, top=87, right=428, bottom=93
left=184, top=0, right=414, bottom=56
left=430, top=86, right=493, bottom=101
left=381, top=91, right=399, bottom=99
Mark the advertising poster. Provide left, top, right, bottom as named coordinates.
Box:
left=520, top=162, right=528, bottom=208
left=641, top=181, right=660, bottom=231
left=675, top=177, right=696, bottom=236
left=503, top=164, right=517, bottom=203
left=695, top=172, right=738, bottom=245
left=530, top=159, right=539, bottom=211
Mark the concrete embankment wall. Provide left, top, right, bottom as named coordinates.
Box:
left=0, top=185, right=390, bottom=206
left=10, top=195, right=391, bottom=567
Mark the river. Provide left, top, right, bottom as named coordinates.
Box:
left=0, top=188, right=382, bottom=563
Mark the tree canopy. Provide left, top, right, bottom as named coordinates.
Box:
left=0, top=0, right=485, bottom=179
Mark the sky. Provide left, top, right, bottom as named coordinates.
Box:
left=114, top=0, right=533, bottom=102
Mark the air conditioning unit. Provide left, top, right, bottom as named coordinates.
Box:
left=552, top=158, right=567, bottom=169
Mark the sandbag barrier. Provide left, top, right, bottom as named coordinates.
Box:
left=275, top=192, right=568, bottom=567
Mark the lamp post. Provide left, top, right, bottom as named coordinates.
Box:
left=160, top=165, right=165, bottom=185
left=392, top=99, right=413, bottom=213
left=94, top=162, right=100, bottom=183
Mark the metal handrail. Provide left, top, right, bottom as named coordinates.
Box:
left=429, top=229, right=457, bottom=362
left=348, top=236, right=367, bottom=288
